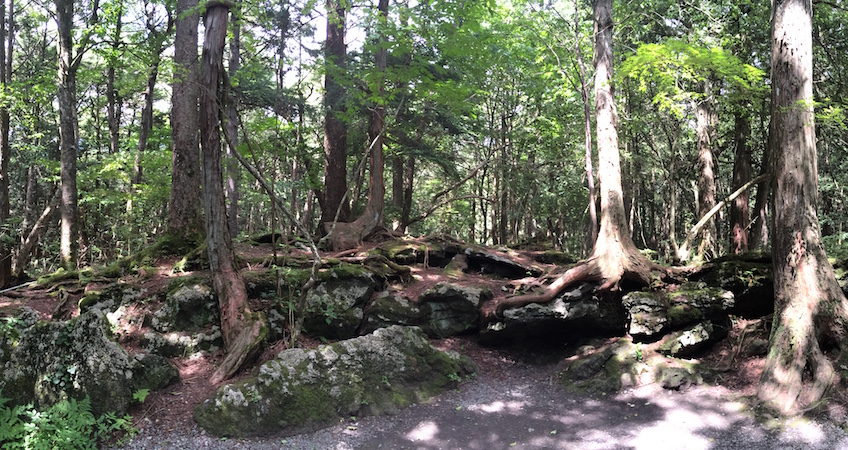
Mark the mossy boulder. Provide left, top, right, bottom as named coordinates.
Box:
left=141, top=327, right=223, bottom=357
left=418, top=283, right=491, bottom=337
left=131, top=353, right=180, bottom=392
left=151, top=282, right=217, bottom=332
left=658, top=320, right=729, bottom=357
left=463, top=248, right=542, bottom=279
left=480, top=283, right=627, bottom=345
left=78, top=283, right=145, bottom=313
left=690, top=253, right=773, bottom=318
left=361, top=290, right=431, bottom=334
left=194, top=325, right=476, bottom=437
left=302, top=267, right=379, bottom=339
left=622, top=283, right=734, bottom=339
left=0, top=311, right=135, bottom=415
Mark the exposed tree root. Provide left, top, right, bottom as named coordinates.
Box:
left=493, top=249, right=672, bottom=318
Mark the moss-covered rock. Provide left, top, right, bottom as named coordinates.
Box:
left=151, top=282, right=217, bottom=332
left=690, top=253, right=773, bottom=318
left=361, top=290, right=431, bottom=334
left=0, top=311, right=135, bottom=415
left=418, top=283, right=491, bottom=337
left=658, top=320, right=729, bottom=357
left=622, top=283, right=734, bottom=339
left=194, top=325, right=476, bottom=437
left=480, top=283, right=627, bottom=345
left=131, top=353, right=180, bottom=391
left=302, top=268, right=378, bottom=340
left=141, top=327, right=223, bottom=357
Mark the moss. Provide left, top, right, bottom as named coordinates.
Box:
left=36, top=268, right=80, bottom=285
left=667, top=304, right=703, bottom=325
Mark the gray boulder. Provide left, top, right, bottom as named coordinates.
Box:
left=302, top=269, right=378, bottom=339
left=151, top=282, right=217, bottom=332
left=479, top=283, right=626, bottom=345
left=361, top=290, right=431, bottom=334
left=194, top=326, right=476, bottom=437
left=141, top=327, right=223, bottom=357
left=418, top=283, right=491, bottom=337
left=658, top=320, right=729, bottom=357
left=0, top=311, right=135, bottom=415
left=622, top=283, right=734, bottom=338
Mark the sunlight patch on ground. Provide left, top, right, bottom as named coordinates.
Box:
left=405, top=420, right=439, bottom=442
left=471, top=400, right=528, bottom=413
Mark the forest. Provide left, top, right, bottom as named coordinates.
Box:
left=0, top=0, right=848, bottom=444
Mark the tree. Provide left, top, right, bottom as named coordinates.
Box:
left=225, top=9, right=240, bottom=239
left=757, top=0, right=848, bottom=414
left=167, top=0, right=203, bottom=239
left=327, top=0, right=389, bottom=249
left=320, top=0, right=349, bottom=225
left=198, top=0, right=266, bottom=384
left=0, top=0, right=13, bottom=287
left=495, top=0, right=665, bottom=314
left=56, top=0, right=99, bottom=270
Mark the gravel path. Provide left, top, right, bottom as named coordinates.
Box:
left=112, top=362, right=848, bottom=450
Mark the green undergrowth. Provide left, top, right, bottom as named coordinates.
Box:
left=0, top=394, right=136, bottom=449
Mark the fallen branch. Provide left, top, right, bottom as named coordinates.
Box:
left=677, top=173, right=769, bottom=262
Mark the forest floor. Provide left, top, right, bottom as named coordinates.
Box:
left=4, top=239, right=848, bottom=449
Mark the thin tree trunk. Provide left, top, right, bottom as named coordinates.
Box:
left=400, top=156, right=414, bottom=233
left=167, top=0, right=203, bottom=239
left=199, top=1, right=265, bottom=384
left=0, top=0, right=11, bottom=286
left=14, top=189, right=60, bottom=278
left=758, top=0, right=848, bottom=415
left=107, top=2, right=122, bottom=155
left=750, top=98, right=771, bottom=249
left=132, top=56, right=160, bottom=184
left=225, top=9, right=240, bottom=239
left=575, top=0, right=597, bottom=247
left=730, top=110, right=751, bottom=254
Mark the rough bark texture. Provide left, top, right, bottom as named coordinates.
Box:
left=168, top=0, right=203, bottom=239
left=730, top=111, right=751, bottom=254
left=757, top=0, right=848, bottom=415
left=694, top=90, right=716, bottom=260
left=494, top=0, right=663, bottom=315
left=56, top=0, right=80, bottom=270
left=199, top=2, right=266, bottom=384
left=321, top=0, right=349, bottom=224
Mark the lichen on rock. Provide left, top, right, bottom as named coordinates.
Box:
left=194, top=325, right=476, bottom=437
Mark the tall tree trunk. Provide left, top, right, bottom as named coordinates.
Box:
left=199, top=1, right=265, bottom=384
left=729, top=110, right=751, bottom=254
left=0, top=0, right=11, bottom=286
left=106, top=3, right=122, bottom=154
left=575, top=0, right=597, bottom=248
left=758, top=0, right=848, bottom=415
left=56, top=0, right=83, bottom=270
left=321, top=0, right=349, bottom=224
left=225, top=9, right=240, bottom=239
left=168, top=0, right=203, bottom=240
left=750, top=98, right=771, bottom=250
left=132, top=53, right=162, bottom=184
left=693, top=86, right=716, bottom=260
left=400, top=156, right=414, bottom=233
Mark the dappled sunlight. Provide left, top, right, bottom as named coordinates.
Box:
left=405, top=420, right=439, bottom=442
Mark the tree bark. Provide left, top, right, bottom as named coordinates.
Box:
left=56, top=0, right=87, bottom=270
left=693, top=85, right=716, bottom=260
left=758, top=0, right=848, bottom=415
left=14, top=189, right=61, bottom=278
left=750, top=99, right=771, bottom=250
left=168, top=0, right=203, bottom=239
left=729, top=110, right=752, bottom=254
left=225, top=9, right=241, bottom=239
left=106, top=2, right=122, bottom=154
left=199, top=1, right=266, bottom=384
left=321, top=0, right=349, bottom=224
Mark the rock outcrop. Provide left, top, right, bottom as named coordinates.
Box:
left=194, top=326, right=475, bottom=437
